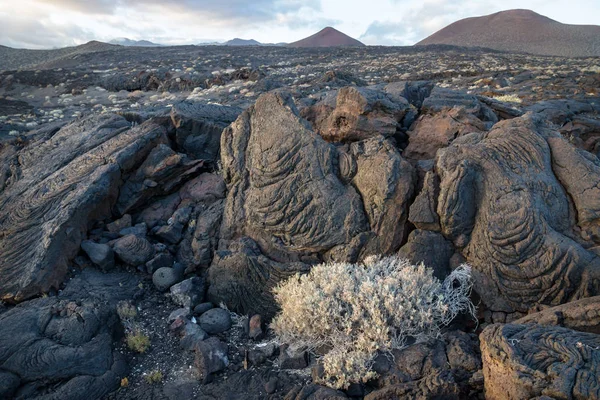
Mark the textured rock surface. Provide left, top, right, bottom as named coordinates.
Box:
left=112, top=234, right=155, bottom=266
left=81, top=240, right=115, bottom=271
left=115, top=144, right=205, bottom=215
left=408, top=171, right=441, bottom=231
left=194, top=337, right=229, bottom=383
left=210, top=90, right=416, bottom=315
left=481, top=323, right=600, bottom=400
left=366, top=332, right=481, bottom=400
left=0, top=269, right=139, bottom=400
left=170, top=101, right=242, bottom=161
left=404, top=107, right=485, bottom=160
left=169, top=277, right=205, bottom=309
left=398, top=229, right=454, bottom=280
left=198, top=307, right=232, bottom=334
left=349, top=136, right=415, bottom=255
left=435, top=113, right=600, bottom=313
left=0, top=114, right=167, bottom=302
left=220, top=91, right=367, bottom=251
left=515, top=296, right=600, bottom=334
left=309, top=86, right=410, bottom=142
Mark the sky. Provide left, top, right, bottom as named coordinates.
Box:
left=0, top=0, right=599, bottom=49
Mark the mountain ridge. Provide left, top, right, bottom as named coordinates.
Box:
left=417, top=9, right=600, bottom=57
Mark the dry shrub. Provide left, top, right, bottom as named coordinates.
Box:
left=492, top=94, right=522, bottom=104
left=271, top=256, right=475, bottom=389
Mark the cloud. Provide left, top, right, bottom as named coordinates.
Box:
left=0, top=0, right=326, bottom=48
left=0, top=15, right=94, bottom=49
left=41, top=0, right=321, bottom=23
left=359, top=0, right=475, bottom=45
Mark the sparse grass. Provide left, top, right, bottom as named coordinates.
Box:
left=492, top=94, right=522, bottom=104
left=117, top=301, right=138, bottom=321
left=582, top=65, right=600, bottom=73
left=144, top=370, right=163, bottom=384
left=271, top=255, right=476, bottom=389
left=126, top=331, right=150, bottom=353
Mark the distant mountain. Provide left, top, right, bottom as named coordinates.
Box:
left=109, top=38, right=162, bottom=47
left=224, top=38, right=262, bottom=46
left=0, top=41, right=118, bottom=71
left=417, top=9, right=600, bottom=57
left=289, top=27, right=365, bottom=48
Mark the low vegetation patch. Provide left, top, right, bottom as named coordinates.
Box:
left=126, top=331, right=151, bottom=353
left=144, top=370, right=163, bottom=384
left=492, top=94, right=522, bottom=104
left=271, top=256, right=476, bottom=389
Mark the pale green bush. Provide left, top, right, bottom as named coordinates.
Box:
left=271, top=255, right=475, bottom=389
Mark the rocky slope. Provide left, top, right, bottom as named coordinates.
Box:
left=417, top=9, right=600, bottom=57
left=0, top=44, right=600, bottom=399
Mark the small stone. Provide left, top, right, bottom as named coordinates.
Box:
left=81, top=240, right=115, bottom=271
left=154, top=222, right=185, bottom=244
left=169, top=277, right=205, bottom=308
left=168, top=308, right=190, bottom=323
left=195, top=337, right=229, bottom=383
left=198, top=308, right=232, bottom=334
left=346, top=383, right=364, bottom=397
left=113, top=234, right=155, bottom=266
left=248, top=349, right=266, bottom=366
left=279, top=345, right=308, bottom=370
left=258, top=342, right=278, bottom=358
left=265, top=377, right=278, bottom=394
left=180, top=322, right=209, bottom=351
left=101, top=232, right=120, bottom=241
left=146, top=253, right=174, bottom=274
left=312, top=362, right=325, bottom=382
left=119, top=222, right=147, bottom=237
left=170, top=317, right=186, bottom=333
left=153, top=267, right=183, bottom=292
left=106, top=214, right=132, bottom=233
left=193, top=302, right=214, bottom=316
left=248, top=314, right=263, bottom=340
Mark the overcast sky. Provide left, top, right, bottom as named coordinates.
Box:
left=1, top=0, right=599, bottom=49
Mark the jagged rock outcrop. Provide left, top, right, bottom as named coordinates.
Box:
left=219, top=91, right=368, bottom=251
left=115, top=144, right=205, bottom=215
left=408, top=170, right=441, bottom=231
left=481, top=323, right=600, bottom=400
left=515, top=296, right=600, bottom=333
left=347, top=136, right=415, bottom=255
left=434, top=113, right=600, bottom=313
left=0, top=114, right=167, bottom=302
left=209, top=90, right=415, bottom=316
left=404, top=107, right=486, bottom=160
left=403, top=87, right=495, bottom=160
left=309, top=86, right=410, bottom=142
left=209, top=237, right=311, bottom=317
left=170, top=101, right=242, bottom=161
left=398, top=230, right=454, bottom=280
